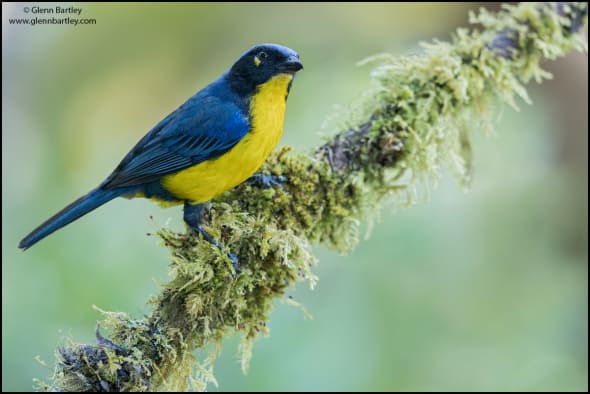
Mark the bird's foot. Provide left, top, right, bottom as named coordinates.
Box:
left=183, top=202, right=239, bottom=273
left=247, top=173, right=287, bottom=189
left=194, top=224, right=239, bottom=273
left=227, top=252, right=239, bottom=272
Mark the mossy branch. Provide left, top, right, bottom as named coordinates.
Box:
left=38, top=3, right=587, bottom=392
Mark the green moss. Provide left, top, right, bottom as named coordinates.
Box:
left=39, top=3, right=587, bottom=392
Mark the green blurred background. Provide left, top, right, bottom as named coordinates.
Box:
left=2, top=3, right=587, bottom=391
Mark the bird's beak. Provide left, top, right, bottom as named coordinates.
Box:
left=278, top=55, right=303, bottom=73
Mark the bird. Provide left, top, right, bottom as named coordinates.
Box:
left=18, top=43, right=303, bottom=268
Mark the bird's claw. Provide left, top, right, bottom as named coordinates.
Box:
left=247, top=173, right=287, bottom=189
left=194, top=225, right=240, bottom=274
left=227, top=252, right=239, bottom=275
left=183, top=203, right=240, bottom=275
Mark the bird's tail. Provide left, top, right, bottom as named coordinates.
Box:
left=18, top=187, right=125, bottom=250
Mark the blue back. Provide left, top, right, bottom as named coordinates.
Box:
left=103, top=74, right=250, bottom=189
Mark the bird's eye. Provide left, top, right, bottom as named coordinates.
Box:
left=258, top=51, right=268, bottom=60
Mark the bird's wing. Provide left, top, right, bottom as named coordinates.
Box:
left=103, top=94, right=250, bottom=189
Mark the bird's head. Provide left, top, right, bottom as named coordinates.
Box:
left=227, top=43, right=303, bottom=95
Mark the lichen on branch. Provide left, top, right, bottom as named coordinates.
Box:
left=38, top=3, right=587, bottom=392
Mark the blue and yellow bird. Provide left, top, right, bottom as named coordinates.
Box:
left=19, top=43, right=303, bottom=267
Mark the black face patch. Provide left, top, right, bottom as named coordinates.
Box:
left=227, top=44, right=301, bottom=97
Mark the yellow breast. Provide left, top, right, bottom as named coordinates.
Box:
left=161, top=73, right=293, bottom=203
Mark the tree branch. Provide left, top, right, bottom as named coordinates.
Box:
left=38, top=3, right=587, bottom=392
